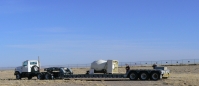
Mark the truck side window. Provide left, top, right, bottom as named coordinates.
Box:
left=30, top=62, right=37, bottom=65
left=23, top=61, right=28, bottom=66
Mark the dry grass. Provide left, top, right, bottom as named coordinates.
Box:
left=1, top=65, right=199, bottom=86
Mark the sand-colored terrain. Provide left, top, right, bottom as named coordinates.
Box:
left=0, top=65, right=199, bottom=86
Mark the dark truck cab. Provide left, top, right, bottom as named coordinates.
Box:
left=37, top=67, right=73, bottom=80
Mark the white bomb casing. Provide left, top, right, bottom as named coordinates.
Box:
left=91, top=60, right=107, bottom=71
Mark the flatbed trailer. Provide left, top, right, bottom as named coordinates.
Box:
left=64, top=70, right=169, bottom=80
left=37, top=67, right=170, bottom=81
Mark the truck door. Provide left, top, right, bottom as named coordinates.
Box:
left=22, top=61, right=28, bottom=72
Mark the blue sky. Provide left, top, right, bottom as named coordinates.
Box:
left=0, top=0, right=199, bottom=67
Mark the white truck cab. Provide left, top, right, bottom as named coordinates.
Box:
left=14, top=60, right=40, bottom=79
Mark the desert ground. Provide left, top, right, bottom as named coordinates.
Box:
left=0, top=65, right=199, bottom=86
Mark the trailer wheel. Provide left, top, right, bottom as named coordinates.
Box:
left=45, top=73, right=51, bottom=80
left=16, top=73, right=21, bottom=80
left=150, top=72, right=159, bottom=80
left=129, top=72, right=138, bottom=80
left=139, top=72, right=149, bottom=80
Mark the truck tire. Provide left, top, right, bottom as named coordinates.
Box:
left=31, top=65, right=39, bottom=73
left=139, top=72, right=149, bottom=80
left=16, top=73, right=21, bottom=80
left=37, top=73, right=44, bottom=80
left=150, top=72, right=159, bottom=80
left=129, top=72, right=138, bottom=80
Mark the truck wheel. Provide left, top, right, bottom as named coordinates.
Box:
left=150, top=72, right=159, bottom=80
left=37, top=73, right=44, bottom=80
left=139, top=72, right=149, bottom=80
left=16, top=73, right=21, bottom=80
left=129, top=72, right=138, bottom=80
left=31, top=65, right=39, bottom=73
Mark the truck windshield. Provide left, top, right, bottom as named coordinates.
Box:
left=30, top=62, right=37, bottom=65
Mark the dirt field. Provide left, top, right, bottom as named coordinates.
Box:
left=0, top=65, right=199, bottom=86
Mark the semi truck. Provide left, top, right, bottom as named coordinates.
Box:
left=14, top=59, right=170, bottom=80
left=14, top=60, right=40, bottom=79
